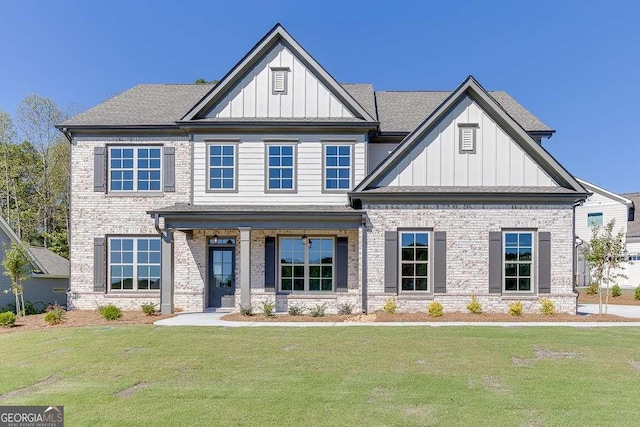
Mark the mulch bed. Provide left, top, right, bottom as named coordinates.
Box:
left=0, top=310, right=173, bottom=334
left=577, top=292, right=640, bottom=306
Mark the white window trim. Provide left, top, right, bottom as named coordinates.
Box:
left=107, top=236, right=161, bottom=293
left=278, top=236, right=335, bottom=293
left=322, top=143, right=354, bottom=192
left=108, top=146, right=163, bottom=193
left=398, top=230, right=433, bottom=293
left=265, top=143, right=298, bottom=193
left=206, top=142, right=238, bottom=193
left=502, top=230, right=536, bottom=294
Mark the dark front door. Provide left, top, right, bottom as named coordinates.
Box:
left=209, top=247, right=236, bottom=308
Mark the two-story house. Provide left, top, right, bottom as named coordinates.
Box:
left=57, top=24, right=589, bottom=315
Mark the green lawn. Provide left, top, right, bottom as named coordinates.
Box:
left=1, top=326, right=640, bottom=426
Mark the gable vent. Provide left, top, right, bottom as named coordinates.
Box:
left=271, top=67, right=289, bottom=95
left=458, top=124, right=478, bottom=154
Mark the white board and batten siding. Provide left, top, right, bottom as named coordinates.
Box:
left=574, top=190, right=628, bottom=244
left=204, top=42, right=355, bottom=119
left=192, top=133, right=366, bottom=205
left=377, top=95, right=558, bottom=188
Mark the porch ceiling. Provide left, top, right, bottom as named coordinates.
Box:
left=148, top=204, right=364, bottom=230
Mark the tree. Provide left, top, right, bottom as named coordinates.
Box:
left=582, top=219, right=627, bottom=314
left=194, top=79, right=219, bottom=84
left=2, top=243, right=31, bottom=317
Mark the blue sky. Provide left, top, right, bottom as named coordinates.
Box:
left=1, top=0, right=638, bottom=192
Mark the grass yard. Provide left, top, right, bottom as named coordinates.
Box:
left=1, top=326, right=640, bottom=426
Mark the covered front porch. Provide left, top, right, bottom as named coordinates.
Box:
left=148, top=204, right=366, bottom=314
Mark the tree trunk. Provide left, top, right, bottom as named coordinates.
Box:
left=598, top=277, right=603, bottom=315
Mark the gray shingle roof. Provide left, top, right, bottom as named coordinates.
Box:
left=375, top=90, right=552, bottom=133
left=342, top=84, right=377, bottom=120
left=27, top=247, right=70, bottom=277
left=622, top=192, right=640, bottom=237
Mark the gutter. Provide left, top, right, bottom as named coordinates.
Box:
left=350, top=191, right=591, bottom=205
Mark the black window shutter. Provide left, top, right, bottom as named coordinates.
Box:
left=384, top=231, right=398, bottom=293
left=433, top=231, right=447, bottom=293
left=264, top=237, right=276, bottom=291
left=335, top=237, right=348, bottom=292
left=94, top=237, right=106, bottom=292
left=538, top=232, right=551, bottom=293
left=164, top=146, right=175, bottom=192
left=94, top=147, right=106, bottom=192
left=488, top=231, right=502, bottom=294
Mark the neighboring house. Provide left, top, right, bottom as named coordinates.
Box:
left=621, top=192, right=640, bottom=288
left=0, top=216, right=69, bottom=310
left=57, top=24, right=588, bottom=315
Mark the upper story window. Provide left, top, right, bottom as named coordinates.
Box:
left=109, top=147, right=161, bottom=192
left=324, top=145, right=352, bottom=191
left=504, top=232, right=534, bottom=292
left=208, top=144, right=236, bottom=191
left=399, top=231, right=430, bottom=291
left=588, top=212, right=603, bottom=227
left=266, top=145, right=295, bottom=191
left=109, top=237, right=161, bottom=292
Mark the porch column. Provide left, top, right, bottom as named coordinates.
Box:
left=160, top=230, right=174, bottom=314
left=239, top=227, right=251, bottom=307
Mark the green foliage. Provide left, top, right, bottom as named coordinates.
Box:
left=539, top=298, right=555, bottom=315
left=141, top=303, right=157, bottom=316
left=0, top=311, right=16, bottom=326
left=508, top=301, right=523, bottom=316
left=336, top=303, right=354, bottom=315
left=309, top=303, right=327, bottom=318
left=287, top=304, right=305, bottom=316
left=2, top=242, right=30, bottom=316
left=466, top=295, right=483, bottom=314
left=586, top=282, right=599, bottom=295
left=98, top=304, right=122, bottom=321
left=239, top=305, right=253, bottom=316
left=427, top=301, right=444, bottom=317
left=261, top=301, right=276, bottom=317
left=44, top=304, right=65, bottom=325
left=635, top=286, right=640, bottom=301
left=382, top=298, right=397, bottom=314
left=41, top=231, right=69, bottom=259
left=194, top=79, right=219, bottom=84
left=609, top=285, right=621, bottom=299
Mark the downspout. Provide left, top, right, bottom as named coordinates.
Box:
left=361, top=214, right=368, bottom=314
left=154, top=213, right=169, bottom=243
left=572, top=201, right=584, bottom=312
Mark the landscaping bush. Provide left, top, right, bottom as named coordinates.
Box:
left=287, top=304, right=305, bottom=316
left=336, top=303, right=354, bottom=315
left=611, top=284, right=622, bottom=297
left=0, top=311, right=16, bottom=327
left=141, top=302, right=157, bottom=316
left=539, top=298, right=555, bottom=315
left=383, top=298, right=397, bottom=314
left=98, top=304, right=122, bottom=321
left=239, top=305, right=253, bottom=316
left=427, top=301, right=443, bottom=317
left=508, top=301, right=523, bottom=316
left=636, top=286, right=640, bottom=301
left=24, top=300, right=46, bottom=315
left=309, top=303, right=327, bottom=318
left=586, top=282, right=599, bottom=295
left=44, top=304, right=66, bottom=325
left=466, top=295, right=482, bottom=314
left=261, top=301, right=276, bottom=317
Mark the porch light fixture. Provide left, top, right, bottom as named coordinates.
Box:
left=301, top=234, right=309, bottom=246
left=212, top=234, right=219, bottom=244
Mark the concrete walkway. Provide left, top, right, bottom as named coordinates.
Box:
left=154, top=304, right=640, bottom=328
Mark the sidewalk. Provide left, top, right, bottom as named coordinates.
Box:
left=154, top=304, right=640, bottom=328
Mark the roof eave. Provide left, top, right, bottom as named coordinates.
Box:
left=349, top=191, right=590, bottom=205
left=177, top=120, right=379, bottom=133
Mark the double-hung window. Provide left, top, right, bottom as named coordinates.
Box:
left=504, top=232, right=534, bottom=292
left=324, top=145, right=352, bottom=190
left=399, top=231, right=430, bottom=291
left=587, top=212, right=603, bottom=227
left=208, top=144, right=236, bottom=190
left=280, top=237, right=334, bottom=292
left=109, top=237, right=161, bottom=291
left=266, top=145, right=295, bottom=191
left=109, top=147, right=161, bottom=192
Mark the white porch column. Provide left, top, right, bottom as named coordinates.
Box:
left=160, top=230, right=174, bottom=314
left=239, top=227, right=251, bottom=307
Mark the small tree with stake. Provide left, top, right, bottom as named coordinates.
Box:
left=582, top=219, right=627, bottom=314
left=2, top=243, right=30, bottom=317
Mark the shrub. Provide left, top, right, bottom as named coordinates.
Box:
left=336, top=303, right=354, bottom=315
left=0, top=311, right=16, bottom=327
left=309, top=303, right=327, bottom=318
left=466, top=295, right=483, bottom=314
left=539, top=298, right=555, bottom=315
left=239, top=305, right=253, bottom=316
left=611, top=284, right=622, bottom=297
left=635, top=286, right=640, bottom=301
left=98, top=304, right=122, bottom=321
left=586, top=282, right=599, bottom=295
left=141, top=302, right=157, bottom=316
left=382, top=298, right=397, bottom=314
left=288, top=304, right=305, bottom=316
left=44, top=304, right=66, bottom=325
left=427, top=301, right=444, bottom=317
left=508, top=301, right=523, bottom=316
left=24, top=300, right=46, bottom=315
left=261, top=301, right=276, bottom=317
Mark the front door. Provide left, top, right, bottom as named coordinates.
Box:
left=209, top=247, right=236, bottom=308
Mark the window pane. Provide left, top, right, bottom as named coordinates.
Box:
left=505, top=248, right=518, bottom=261
left=519, top=278, right=531, bottom=291
left=505, top=263, right=517, bottom=277
left=519, top=264, right=531, bottom=277
left=505, top=233, right=518, bottom=246
left=401, top=278, right=414, bottom=291
left=321, top=279, right=332, bottom=291
left=401, top=263, right=414, bottom=276
left=519, top=248, right=532, bottom=261
left=415, top=278, right=428, bottom=291
left=505, top=278, right=517, bottom=291
left=309, top=279, right=320, bottom=291
left=401, top=248, right=414, bottom=261
left=309, top=266, right=320, bottom=278
left=416, top=248, right=428, bottom=261
left=293, top=279, right=304, bottom=291
left=416, top=263, right=428, bottom=277
left=282, top=279, right=292, bottom=291
left=519, top=233, right=532, bottom=246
